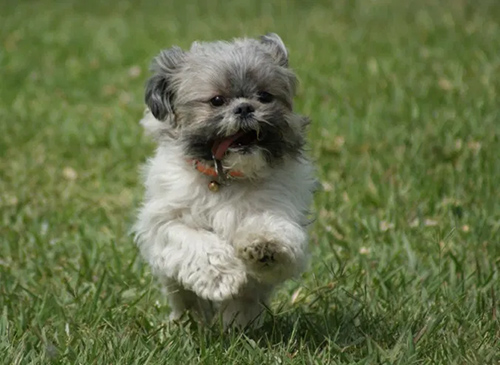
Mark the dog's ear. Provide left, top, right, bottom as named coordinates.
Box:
left=260, top=33, right=288, bottom=67
left=145, top=46, right=185, bottom=122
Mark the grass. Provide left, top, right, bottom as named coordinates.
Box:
left=1, top=0, right=499, bottom=363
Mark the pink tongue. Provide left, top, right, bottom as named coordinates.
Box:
left=212, top=131, right=246, bottom=160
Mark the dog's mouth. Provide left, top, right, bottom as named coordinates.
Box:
left=211, top=130, right=259, bottom=160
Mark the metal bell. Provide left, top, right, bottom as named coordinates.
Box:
left=208, top=181, right=220, bottom=192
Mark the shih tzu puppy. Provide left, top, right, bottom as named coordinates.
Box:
left=134, top=33, right=315, bottom=327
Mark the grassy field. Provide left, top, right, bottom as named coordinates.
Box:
left=1, top=0, right=499, bottom=363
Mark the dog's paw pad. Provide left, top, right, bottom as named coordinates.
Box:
left=238, top=239, right=288, bottom=266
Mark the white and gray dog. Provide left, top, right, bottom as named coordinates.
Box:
left=134, top=33, right=315, bottom=328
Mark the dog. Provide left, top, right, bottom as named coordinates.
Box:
left=134, top=33, right=315, bottom=328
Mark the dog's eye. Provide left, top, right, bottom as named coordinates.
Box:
left=210, top=96, right=225, bottom=107
left=257, top=91, right=274, bottom=103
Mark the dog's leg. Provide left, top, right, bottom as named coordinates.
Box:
left=220, top=298, right=264, bottom=328
left=234, top=214, right=308, bottom=284
left=220, top=280, right=273, bottom=328
left=163, top=278, right=215, bottom=322
left=138, top=221, right=247, bottom=302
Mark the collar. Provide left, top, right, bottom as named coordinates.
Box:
left=189, top=159, right=244, bottom=178
left=188, top=159, right=244, bottom=192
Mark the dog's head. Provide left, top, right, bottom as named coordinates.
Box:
left=143, top=34, right=308, bottom=177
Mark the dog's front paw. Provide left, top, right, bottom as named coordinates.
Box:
left=235, top=234, right=296, bottom=283
left=182, top=256, right=247, bottom=302
left=238, top=238, right=289, bottom=266
left=193, top=269, right=247, bottom=302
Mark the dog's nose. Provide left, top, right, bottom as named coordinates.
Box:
left=234, top=103, right=255, bottom=117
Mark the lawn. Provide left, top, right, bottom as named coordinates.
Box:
left=1, top=0, right=499, bottom=363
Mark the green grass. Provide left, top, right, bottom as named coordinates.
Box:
left=1, top=0, right=499, bottom=363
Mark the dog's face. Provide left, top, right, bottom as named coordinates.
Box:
left=145, top=34, right=308, bottom=176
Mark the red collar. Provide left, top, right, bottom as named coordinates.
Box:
left=189, top=159, right=244, bottom=179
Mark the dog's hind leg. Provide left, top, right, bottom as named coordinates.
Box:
left=219, top=279, right=273, bottom=329
left=163, top=278, right=215, bottom=322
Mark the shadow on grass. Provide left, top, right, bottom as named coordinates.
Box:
left=182, top=301, right=384, bottom=356
left=180, top=268, right=389, bottom=355
left=250, top=306, right=377, bottom=352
